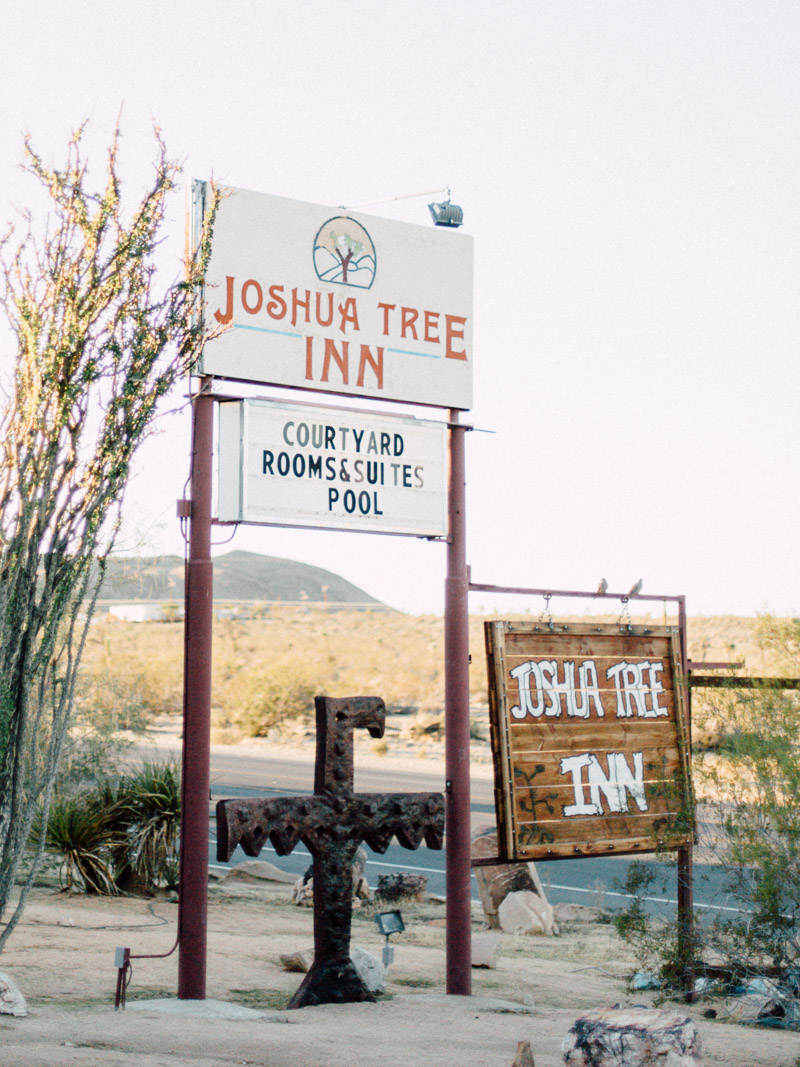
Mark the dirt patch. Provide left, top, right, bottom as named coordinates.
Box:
left=1, top=884, right=798, bottom=1067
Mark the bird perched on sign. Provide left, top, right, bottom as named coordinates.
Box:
left=629, top=579, right=643, bottom=596
left=596, top=578, right=608, bottom=595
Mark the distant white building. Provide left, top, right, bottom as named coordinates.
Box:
left=107, top=603, right=169, bottom=623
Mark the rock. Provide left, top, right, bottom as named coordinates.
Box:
left=631, top=970, right=662, bottom=991
left=744, top=977, right=779, bottom=997
left=351, top=847, right=368, bottom=890
left=350, top=946, right=385, bottom=994
left=498, top=892, right=545, bottom=935
left=376, top=872, right=427, bottom=903
left=292, top=877, right=314, bottom=907
left=721, top=991, right=800, bottom=1029
left=279, top=950, right=313, bottom=973
left=293, top=848, right=370, bottom=906
left=498, top=890, right=558, bottom=936
left=721, top=993, right=775, bottom=1025
left=562, top=1007, right=701, bottom=1065
left=218, top=860, right=297, bottom=885
left=512, top=1039, right=536, bottom=1066
left=471, top=932, right=501, bottom=969
left=0, top=971, right=28, bottom=1017
left=471, top=828, right=557, bottom=935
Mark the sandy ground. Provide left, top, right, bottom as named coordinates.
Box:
left=2, top=720, right=798, bottom=1065
left=2, top=879, right=799, bottom=1067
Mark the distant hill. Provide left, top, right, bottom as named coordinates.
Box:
left=97, top=550, right=382, bottom=606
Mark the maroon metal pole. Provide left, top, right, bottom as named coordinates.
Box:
left=676, top=595, right=695, bottom=996
left=177, top=379, right=214, bottom=999
left=444, top=410, right=471, bottom=995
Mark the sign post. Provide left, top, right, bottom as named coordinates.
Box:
left=178, top=380, right=214, bottom=999
left=444, top=411, right=471, bottom=994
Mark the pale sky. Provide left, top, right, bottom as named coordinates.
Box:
left=1, top=2, right=798, bottom=617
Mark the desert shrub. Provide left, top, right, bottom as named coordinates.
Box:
left=615, top=615, right=800, bottom=1006
left=112, top=760, right=181, bottom=892
left=220, top=664, right=317, bottom=738
left=39, top=760, right=181, bottom=895
left=404, top=712, right=444, bottom=741
left=38, top=790, right=122, bottom=894
left=75, top=619, right=184, bottom=731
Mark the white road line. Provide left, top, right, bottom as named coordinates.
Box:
left=546, top=883, right=750, bottom=914
left=209, top=838, right=748, bottom=914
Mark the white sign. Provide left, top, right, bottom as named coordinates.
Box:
left=217, top=399, right=448, bottom=537
left=193, top=183, right=473, bottom=409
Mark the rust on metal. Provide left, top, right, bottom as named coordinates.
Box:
left=216, top=695, right=444, bottom=1009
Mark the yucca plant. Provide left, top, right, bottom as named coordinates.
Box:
left=112, top=761, right=181, bottom=892
left=38, top=792, right=121, bottom=895
left=37, top=760, right=181, bottom=896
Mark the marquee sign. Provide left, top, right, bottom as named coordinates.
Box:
left=217, top=398, right=447, bottom=537
left=485, top=622, right=693, bottom=861
left=193, top=183, right=473, bottom=409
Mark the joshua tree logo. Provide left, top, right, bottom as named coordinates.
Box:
left=313, top=216, right=376, bottom=289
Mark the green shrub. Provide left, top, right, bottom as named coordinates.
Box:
left=38, top=792, right=121, bottom=895
left=38, top=760, right=181, bottom=896
left=112, top=761, right=181, bottom=892
left=615, top=615, right=800, bottom=1001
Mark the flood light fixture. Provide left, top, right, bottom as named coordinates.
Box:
left=374, top=910, right=405, bottom=938
left=428, top=199, right=464, bottom=227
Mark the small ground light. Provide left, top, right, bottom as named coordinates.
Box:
left=374, top=909, right=405, bottom=967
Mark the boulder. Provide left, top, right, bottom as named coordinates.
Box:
left=471, top=828, right=557, bottom=935
left=218, top=860, right=297, bottom=885
left=498, top=890, right=557, bottom=937
left=279, top=949, right=313, bottom=973
left=562, top=1007, right=701, bottom=1066
left=350, top=946, right=386, bottom=994
left=292, top=877, right=314, bottom=907
left=721, top=991, right=800, bottom=1028
left=471, top=932, right=501, bottom=969
left=376, top=872, right=427, bottom=904
left=293, top=846, right=371, bottom=907
left=512, top=1039, right=536, bottom=1066
left=0, top=971, right=28, bottom=1017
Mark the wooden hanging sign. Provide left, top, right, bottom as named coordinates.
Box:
left=485, top=622, right=694, bottom=861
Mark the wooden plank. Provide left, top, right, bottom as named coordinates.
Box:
left=508, top=750, right=682, bottom=789
left=497, top=623, right=676, bottom=638
left=502, top=656, right=676, bottom=690
left=485, top=622, right=515, bottom=859
left=512, top=833, right=687, bottom=860
left=503, top=631, right=675, bottom=660
left=512, top=810, right=688, bottom=851
left=690, top=675, right=800, bottom=690
left=507, top=720, right=679, bottom=751
left=512, top=783, right=677, bottom=823
left=504, top=696, right=678, bottom=725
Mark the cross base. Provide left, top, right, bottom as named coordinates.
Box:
left=287, top=957, right=375, bottom=1009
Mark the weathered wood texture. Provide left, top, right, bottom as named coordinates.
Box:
left=486, top=623, right=693, bottom=861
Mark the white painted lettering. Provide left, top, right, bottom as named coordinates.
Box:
left=560, top=754, right=602, bottom=816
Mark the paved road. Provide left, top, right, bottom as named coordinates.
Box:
left=133, top=737, right=742, bottom=921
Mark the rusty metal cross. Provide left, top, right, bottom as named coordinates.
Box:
left=215, top=695, right=445, bottom=1008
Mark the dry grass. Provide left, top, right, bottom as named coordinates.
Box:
left=76, top=608, right=772, bottom=741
